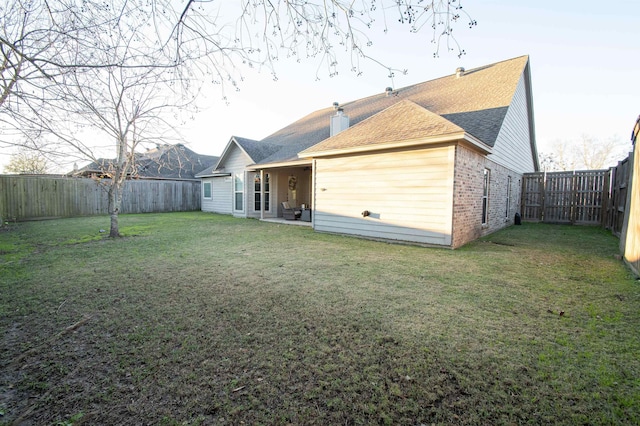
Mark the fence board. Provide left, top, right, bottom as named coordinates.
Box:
left=608, top=156, right=631, bottom=236
left=0, top=175, right=200, bottom=221
left=520, top=172, right=544, bottom=221
left=522, top=170, right=608, bottom=225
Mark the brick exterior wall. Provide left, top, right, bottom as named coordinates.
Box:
left=452, top=144, right=522, bottom=248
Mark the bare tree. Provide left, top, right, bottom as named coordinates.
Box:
left=538, top=152, right=564, bottom=172
left=1, top=0, right=477, bottom=236
left=540, top=134, right=630, bottom=172
left=576, top=135, right=627, bottom=170
left=20, top=41, right=195, bottom=237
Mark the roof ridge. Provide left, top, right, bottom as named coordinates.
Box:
left=336, top=55, right=529, bottom=109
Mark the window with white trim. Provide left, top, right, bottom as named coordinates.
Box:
left=234, top=173, right=244, bottom=211
left=505, top=176, right=512, bottom=219
left=203, top=181, right=212, bottom=199
left=482, top=168, right=490, bottom=225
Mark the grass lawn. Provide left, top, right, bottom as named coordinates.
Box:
left=1, top=212, right=639, bottom=425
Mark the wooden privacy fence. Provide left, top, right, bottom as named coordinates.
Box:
left=618, top=148, right=638, bottom=276
left=0, top=175, right=201, bottom=221
left=521, top=169, right=610, bottom=225
left=607, top=155, right=631, bottom=236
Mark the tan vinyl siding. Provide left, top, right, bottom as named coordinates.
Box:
left=489, top=74, right=536, bottom=173
left=313, top=145, right=455, bottom=246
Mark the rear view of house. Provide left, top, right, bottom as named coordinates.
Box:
left=198, top=56, right=538, bottom=248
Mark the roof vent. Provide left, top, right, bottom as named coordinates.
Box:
left=455, top=67, right=465, bottom=78
left=385, top=87, right=393, bottom=96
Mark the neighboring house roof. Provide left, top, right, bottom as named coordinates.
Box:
left=74, top=144, right=218, bottom=180
left=248, top=55, right=532, bottom=166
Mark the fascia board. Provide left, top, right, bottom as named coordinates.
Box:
left=297, top=132, right=491, bottom=158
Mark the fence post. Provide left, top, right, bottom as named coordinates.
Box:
left=570, top=171, right=577, bottom=225
left=602, top=167, right=612, bottom=229
left=0, top=177, right=3, bottom=227
left=540, top=171, right=546, bottom=221
left=520, top=176, right=526, bottom=220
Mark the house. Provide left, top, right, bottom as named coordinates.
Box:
left=73, top=143, right=218, bottom=181
left=197, top=55, right=538, bottom=248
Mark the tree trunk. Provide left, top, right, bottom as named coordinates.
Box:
left=107, top=179, right=121, bottom=238
left=108, top=136, right=130, bottom=238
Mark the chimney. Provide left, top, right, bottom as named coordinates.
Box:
left=385, top=87, right=393, bottom=96
left=455, top=67, right=465, bottom=78
left=330, top=107, right=350, bottom=137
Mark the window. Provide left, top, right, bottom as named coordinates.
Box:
left=203, top=181, right=212, bottom=199
left=254, top=173, right=270, bottom=211
left=234, top=173, right=244, bottom=211
left=482, top=168, right=490, bottom=225
left=505, top=176, right=512, bottom=219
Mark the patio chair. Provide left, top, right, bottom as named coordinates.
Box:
left=282, top=201, right=301, bottom=220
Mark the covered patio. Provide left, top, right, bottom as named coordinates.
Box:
left=251, top=160, right=314, bottom=223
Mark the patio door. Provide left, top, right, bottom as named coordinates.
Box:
left=254, top=173, right=270, bottom=212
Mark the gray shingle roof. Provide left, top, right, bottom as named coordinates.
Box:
left=301, top=100, right=465, bottom=154
left=75, top=144, right=218, bottom=180
left=234, top=136, right=282, bottom=163
left=254, top=55, right=529, bottom=164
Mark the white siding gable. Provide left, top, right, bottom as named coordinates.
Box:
left=223, top=144, right=253, bottom=217
left=488, top=74, right=536, bottom=173
left=201, top=142, right=253, bottom=216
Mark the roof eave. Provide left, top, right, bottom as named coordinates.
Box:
left=249, top=158, right=313, bottom=170
left=196, top=170, right=232, bottom=178
left=298, top=132, right=491, bottom=158
left=523, top=59, right=540, bottom=171
left=461, top=133, right=493, bottom=155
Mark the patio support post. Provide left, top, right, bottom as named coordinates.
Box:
left=260, top=169, right=265, bottom=220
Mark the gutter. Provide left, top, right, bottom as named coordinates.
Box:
left=297, top=132, right=491, bottom=158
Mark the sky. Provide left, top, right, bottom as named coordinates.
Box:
left=2, top=0, right=639, bottom=171
left=181, top=0, right=640, bottom=160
